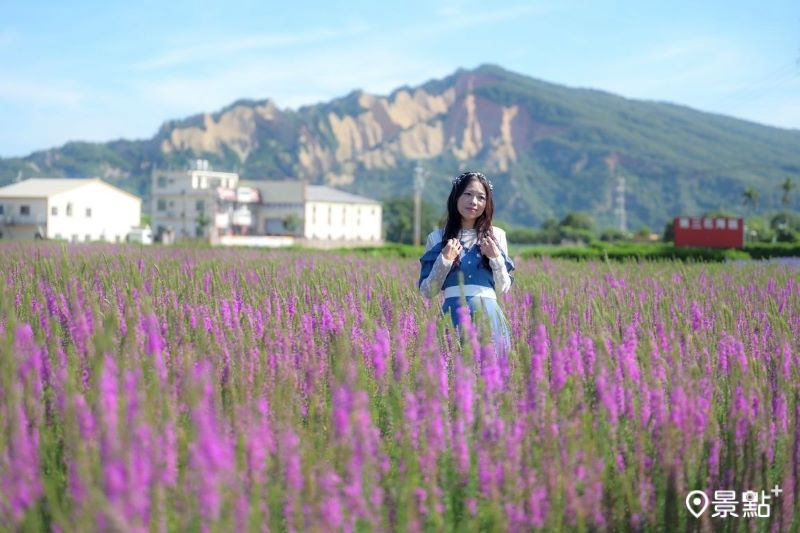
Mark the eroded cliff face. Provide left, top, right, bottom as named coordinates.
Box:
left=157, top=74, right=535, bottom=184
left=160, top=101, right=279, bottom=161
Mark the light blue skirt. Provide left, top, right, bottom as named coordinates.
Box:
left=442, top=296, right=512, bottom=354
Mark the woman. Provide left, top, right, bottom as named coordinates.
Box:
left=418, top=171, right=514, bottom=353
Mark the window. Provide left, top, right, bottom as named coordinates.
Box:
left=157, top=199, right=167, bottom=212
left=20, top=205, right=30, bottom=216
left=679, top=218, right=689, bottom=229
left=51, top=206, right=58, bottom=216
left=196, top=200, right=205, bottom=212
left=729, top=219, right=739, bottom=230
left=66, top=203, right=73, bottom=216
left=715, top=218, right=726, bottom=229
left=327, top=206, right=332, bottom=224
left=157, top=176, right=168, bottom=188
left=0, top=205, right=4, bottom=215
left=85, top=208, right=92, bottom=218
left=342, top=207, right=346, bottom=224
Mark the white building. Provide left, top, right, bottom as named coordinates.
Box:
left=304, top=186, right=382, bottom=242
left=247, top=181, right=382, bottom=244
left=151, top=161, right=382, bottom=246
left=0, top=178, right=141, bottom=242
left=248, top=180, right=306, bottom=236
left=150, top=160, right=250, bottom=241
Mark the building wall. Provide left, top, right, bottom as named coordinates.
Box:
left=151, top=169, right=240, bottom=240
left=304, top=201, right=382, bottom=241
left=152, top=169, right=238, bottom=197
left=0, top=198, right=48, bottom=239
left=151, top=188, right=214, bottom=239
left=250, top=181, right=303, bottom=236
left=254, top=203, right=304, bottom=235
left=47, top=182, right=140, bottom=242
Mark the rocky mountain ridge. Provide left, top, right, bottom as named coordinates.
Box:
left=2, top=64, right=798, bottom=229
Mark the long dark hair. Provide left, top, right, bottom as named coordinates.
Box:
left=442, top=171, right=495, bottom=269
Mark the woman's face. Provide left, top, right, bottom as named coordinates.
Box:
left=457, top=179, right=487, bottom=227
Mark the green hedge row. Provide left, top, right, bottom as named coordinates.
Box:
left=341, top=242, right=800, bottom=262
left=517, top=243, right=748, bottom=262
left=743, top=242, right=800, bottom=259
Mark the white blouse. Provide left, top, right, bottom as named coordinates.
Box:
left=419, top=226, right=512, bottom=298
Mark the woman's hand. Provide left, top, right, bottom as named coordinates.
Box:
left=479, top=235, right=501, bottom=258
left=442, top=238, right=463, bottom=261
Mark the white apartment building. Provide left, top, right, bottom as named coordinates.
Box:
left=150, top=160, right=255, bottom=241
left=151, top=162, right=382, bottom=246
left=0, top=178, right=141, bottom=242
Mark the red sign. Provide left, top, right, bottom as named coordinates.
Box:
left=673, top=217, right=744, bottom=248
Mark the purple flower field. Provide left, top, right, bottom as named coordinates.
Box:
left=0, top=243, right=797, bottom=532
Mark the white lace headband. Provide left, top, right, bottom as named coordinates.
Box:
left=452, top=171, right=494, bottom=192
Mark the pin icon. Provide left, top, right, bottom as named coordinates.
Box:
left=686, top=490, right=709, bottom=518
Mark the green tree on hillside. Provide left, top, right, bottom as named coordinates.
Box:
left=283, top=213, right=302, bottom=234
left=383, top=197, right=441, bottom=244
left=662, top=220, right=675, bottom=243
left=781, top=178, right=795, bottom=207
left=195, top=212, right=211, bottom=237
left=741, top=187, right=760, bottom=212
left=770, top=212, right=800, bottom=242
left=559, top=212, right=595, bottom=232
left=558, top=212, right=596, bottom=244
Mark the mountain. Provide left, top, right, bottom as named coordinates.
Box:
left=2, top=64, right=799, bottom=230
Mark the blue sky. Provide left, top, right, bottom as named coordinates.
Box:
left=1, top=0, right=798, bottom=157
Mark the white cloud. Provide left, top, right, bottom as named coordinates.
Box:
left=133, top=23, right=370, bottom=71
left=0, top=77, right=84, bottom=107
left=418, top=2, right=558, bottom=37
left=134, top=39, right=452, bottom=117
left=584, top=36, right=749, bottom=99
left=577, top=35, right=800, bottom=129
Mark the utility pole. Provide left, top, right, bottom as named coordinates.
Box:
left=413, top=163, right=428, bottom=246
left=615, top=172, right=627, bottom=233
left=605, top=152, right=627, bottom=234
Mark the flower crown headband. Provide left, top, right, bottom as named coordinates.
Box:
left=451, top=171, right=494, bottom=192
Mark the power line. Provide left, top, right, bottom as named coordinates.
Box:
left=713, top=60, right=800, bottom=115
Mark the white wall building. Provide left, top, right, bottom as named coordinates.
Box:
left=150, top=160, right=243, bottom=241
left=248, top=180, right=305, bottom=236
left=0, top=178, right=141, bottom=242
left=304, top=186, right=382, bottom=242
left=246, top=181, right=383, bottom=244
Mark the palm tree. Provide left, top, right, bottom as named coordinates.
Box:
left=781, top=178, right=795, bottom=207
left=742, top=187, right=760, bottom=212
